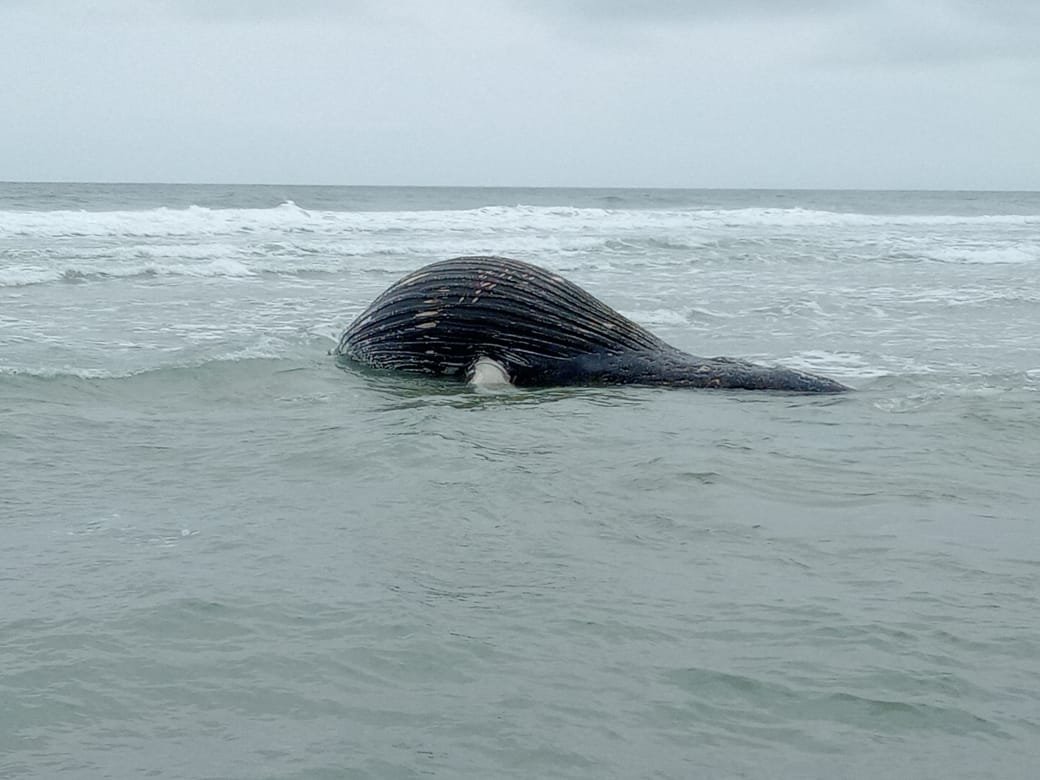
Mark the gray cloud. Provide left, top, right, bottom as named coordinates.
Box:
left=0, top=0, right=1036, bottom=188
left=519, top=0, right=1040, bottom=65
left=825, top=3, right=1040, bottom=67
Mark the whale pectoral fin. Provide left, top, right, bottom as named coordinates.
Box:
left=467, top=356, right=512, bottom=387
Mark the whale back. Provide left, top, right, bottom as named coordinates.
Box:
left=335, top=255, right=670, bottom=381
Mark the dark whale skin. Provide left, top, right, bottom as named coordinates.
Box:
left=334, top=256, right=849, bottom=393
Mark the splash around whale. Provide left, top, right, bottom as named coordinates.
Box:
left=334, top=256, right=849, bottom=393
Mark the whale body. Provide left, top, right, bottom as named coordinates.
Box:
left=334, top=256, right=848, bottom=393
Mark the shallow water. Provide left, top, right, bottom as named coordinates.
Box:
left=2, top=184, right=1039, bottom=778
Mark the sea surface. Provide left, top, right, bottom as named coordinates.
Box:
left=2, top=183, right=1038, bottom=779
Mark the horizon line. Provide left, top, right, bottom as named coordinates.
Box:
left=1, top=180, right=1038, bottom=194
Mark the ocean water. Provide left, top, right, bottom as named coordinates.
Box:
left=1, top=182, right=1038, bottom=779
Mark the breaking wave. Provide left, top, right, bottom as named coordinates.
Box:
left=3, top=201, right=1039, bottom=241
left=3, top=202, right=1036, bottom=288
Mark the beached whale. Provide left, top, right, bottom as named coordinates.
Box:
left=334, top=256, right=848, bottom=392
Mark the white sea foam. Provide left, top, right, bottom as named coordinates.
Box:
left=3, top=202, right=1038, bottom=242
left=920, top=246, right=1038, bottom=265
left=0, top=266, right=60, bottom=287
left=623, top=308, right=692, bottom=327
left=183, top=257, right=255, bottom=277
left=781, top=350, right=921, bottom=379
left=0, top=364, right=123, bottom=379
left=3, top=200, right=1037, bottom=291
left=0, top=347, right=297, bottom=380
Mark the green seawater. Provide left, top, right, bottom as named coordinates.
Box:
left=2, top=184, right=1039, bottom=778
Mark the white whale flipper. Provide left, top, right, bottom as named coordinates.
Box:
left=468, top=356, right=512, bottom=387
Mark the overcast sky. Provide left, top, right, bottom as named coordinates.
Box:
left=1, top=0, right=1037, bottom=188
